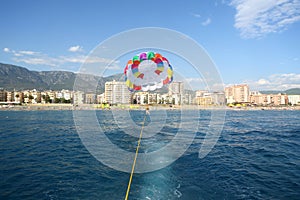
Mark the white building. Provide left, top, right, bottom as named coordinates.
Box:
left=56, top=89, right=72, bottom=100
left=85, top=93, right=96, bottom=104
left=105, top=80, right=131, bottom=104
left=211, top=92, right=226, bottom=105
left=225, top=84, right=250, bottom=103
left=195, top=91, right=225, bottom=106
left=73, top=91, right=85, bottom=105
left=168, top=82, right=184, bottom=105
left=133, top=92, right=148, bottom=104
left=14, top=92, right=23, bottom=104
left=31, top=89, right=41, bottom=103
left=97, top=93, right=105, bottom=104
left=6, top=91, right=14, bottom=102
left=288, top=95, right=300, bottom=105
left=168, top=81, right=184, bottom=95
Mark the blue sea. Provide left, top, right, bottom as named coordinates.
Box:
left=0, top=110, right=299, bottom=199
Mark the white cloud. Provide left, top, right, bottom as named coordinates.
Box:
left=247, top=73, right=300, bottom=90
left=19, top=50, right=39, bottom=55
left=257, top=78, right=270, bottom=85
left=3, top=47, right=10, bottom=52
left=5, top=47, right=121, bottom=72
left=13, top=57, right=58, bottom=67
left=230, top=0, right=300, bottom=38
left=68, top=45, right=83, bottom=52
left=201, top=18, right=212, bottom=26
left=191, top=13, right=201, bottom=18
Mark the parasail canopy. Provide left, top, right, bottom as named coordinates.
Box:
left=124, top=52, right=173, bottom=92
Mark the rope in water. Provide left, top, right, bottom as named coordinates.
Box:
left=124, top=114, right=147, bottom=200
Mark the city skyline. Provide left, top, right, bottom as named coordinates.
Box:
left=0, top=0, right=299, bottom=91
left=1, top=81, right=300, bottom=106
left=1, top=62, right=299, bottom=93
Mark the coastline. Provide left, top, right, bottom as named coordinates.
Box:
left=1, top=103, right=300, bottom=111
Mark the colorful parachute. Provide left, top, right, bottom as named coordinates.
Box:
left=124, top=52, right=173, bottom=92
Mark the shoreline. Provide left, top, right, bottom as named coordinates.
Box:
left=1, top=104, right=300, bottom=111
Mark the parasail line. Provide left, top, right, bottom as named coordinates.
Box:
left=125, top=114, right=147, bottom=200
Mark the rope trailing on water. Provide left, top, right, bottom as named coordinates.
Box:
left=124, top=114, right=147, bottom=200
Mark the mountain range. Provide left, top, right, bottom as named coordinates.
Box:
left=260, top=88, right=300, bottom=95
left=0, top=63, right=122, bottom=93
left=0, top=62, right=300, bottom=95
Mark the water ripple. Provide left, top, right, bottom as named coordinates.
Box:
left=0, top=110, right=299, bottom=199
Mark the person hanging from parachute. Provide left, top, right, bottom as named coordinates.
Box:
left=123, top=52, right=174, bottom=200
left=124, top=52, right=173, bottom=91
left=124, top=51, right=174, bottom=114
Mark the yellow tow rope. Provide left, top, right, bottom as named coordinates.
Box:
left=124, top=114, right=147, bottom=200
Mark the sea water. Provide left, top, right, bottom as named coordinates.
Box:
left=0, top=110, right=299, bottom=199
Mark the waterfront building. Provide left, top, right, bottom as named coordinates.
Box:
left=195, top=91, right=226, bottom=106
left=62, top=89, right=72, bottom=100
left=46, top=90, right=56, bottom=102
left=96, top=93, right=105, bottom=104
left=6, top=91, right=14, bottom=102
left=105, top=80, right=131, bottom=104
left=168, top=81, right=184, bottom=95
left=132, top=92, right=160, bottom=105
left=211, top=92, right=226, bottom=105
left=195, top=95, right=212, bottom=106
left=159, top=93, right=170, bottom=104
left=148, top=93, right=159, bottom=104
left=225, top=84, right=250, bottom=103
left=85, top=93, right=96, bottom=104
left=133, top=92, right=149, bottom=104
left=0, top=89, right=7, bottom=102
left=73, top=91, right=85, bottom=105
left=288, top=95, right=300, bottom=105
left=14, top=92, right=23, bottom=104
left=23, top=90, right=31, bottom=104
left=182, top=93, right=193, bottom=105
left=195, top=90, right=226, bottom=106
left=31, top=89, right=41, bottom=103
left=250, top=93, right=288, bottom=106
left=22, top=89, right=41, bottom=104
left=168, top=82, right=184, bottom=105
left=56, top=89, right=72, bottom=101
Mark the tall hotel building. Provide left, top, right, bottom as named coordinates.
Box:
left=168, top=81, right=184, bottom=96
left=168, top=81, right=184, bottom=105
left=105, top=80, right=131, bottom=104
left=225, top=84, right=250, bottom=103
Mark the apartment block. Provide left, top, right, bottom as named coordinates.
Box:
left=194, top=91, right=225, bottom=106
left=250, top=93, right=288, bottom=106
left=225, top=84, right=250, bottom=103
left=56, top=89, right=72, bottom=100
left=6, top=91, right=14, bottom=102
left=97, top=93, right=105, bottom=104
left=288, top=95, right=300, bottom=105
left=0, top=89, right=7, bottom=102
left=73, top=91, right=85, bottom=105
left=168, top=81, right=184, bottom=95
left=85, top=93, right=96, bottom=104
left=105, top=80, right=131, bottom=104
left=14, top=92, right=23, bottom=103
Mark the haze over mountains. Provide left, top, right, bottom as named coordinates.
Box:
left=0, top=62, right=300, bottom=95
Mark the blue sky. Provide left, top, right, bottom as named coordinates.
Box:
left=1, top=0, right=300, bottom=90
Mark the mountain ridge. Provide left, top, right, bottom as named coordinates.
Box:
left=0, top=62, right=122, bottom=93
left=259, top=88, right=300, bottom=95
left=1, top=62, right=300, bottom=94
